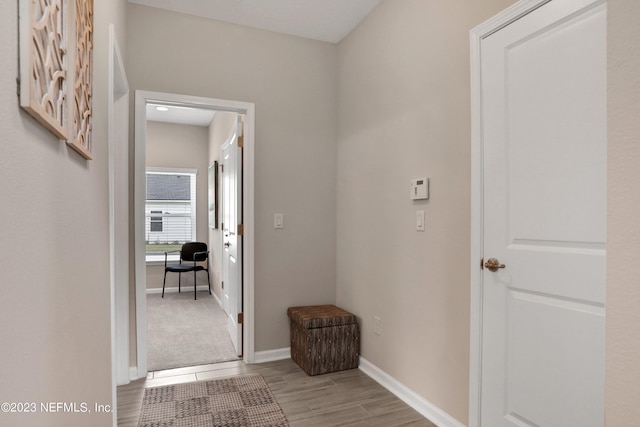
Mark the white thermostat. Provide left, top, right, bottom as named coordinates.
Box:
left=410, top=178, right=429, bottom=200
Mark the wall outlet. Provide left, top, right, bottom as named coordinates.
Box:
left=373, top=316, right=382, bottom=336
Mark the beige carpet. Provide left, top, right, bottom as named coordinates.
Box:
left=147, top=292, right=240, bottom=371
left=138, top=374, right=289, bottom=427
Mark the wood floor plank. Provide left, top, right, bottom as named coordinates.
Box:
left=288, top=404, right=371, bottom=426
left=116, top=359, right=436, bottom=427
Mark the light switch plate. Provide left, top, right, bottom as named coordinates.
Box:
left=416, top=211, right=425, bottom=231
left=274, top=213, right=284, bottom=229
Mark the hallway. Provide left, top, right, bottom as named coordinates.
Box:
left=117, top=359, right=435, bottom=426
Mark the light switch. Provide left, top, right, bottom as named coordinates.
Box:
left=416, top=211, right=425, bottom=231
left=274, top=213, right=284, bottom=229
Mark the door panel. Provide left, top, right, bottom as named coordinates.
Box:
left=221, top=116, right=243, bottom=357
left=480, top=1, right=606, bottom=426
left=506, top=292, right=605, bottom=427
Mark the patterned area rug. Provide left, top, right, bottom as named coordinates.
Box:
left=138, top=374, right=289, bottom=427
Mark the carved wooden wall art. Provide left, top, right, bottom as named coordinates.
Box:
left=19, top=0, right=94, bottom=160
left=19, top=0, right=69, bottom=140
left=67, top=0, right=93, bottom=159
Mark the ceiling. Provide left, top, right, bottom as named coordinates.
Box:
left=128, top=0, right=381, bottom=44
left=146, top=104, right=216, bottom=127
left=139, top=0, right=381, bottom=127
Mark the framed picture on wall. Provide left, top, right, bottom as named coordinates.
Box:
left=208, top=161, right=218, bottom=229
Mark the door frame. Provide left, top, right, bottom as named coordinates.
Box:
left=469, top=1, right=555, bottom=425
left=133, top=90, right=256, bottom=378
left=108, top=24, right=130, bottom=426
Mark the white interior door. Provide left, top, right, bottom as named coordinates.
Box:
left=221, top=116, right=243, bottom=356
left=479, top=1, right=606, bottom=426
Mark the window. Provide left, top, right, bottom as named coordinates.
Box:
left=145, top=168, right=197, bottom=261
left=150, top=210, right=163, bottom=232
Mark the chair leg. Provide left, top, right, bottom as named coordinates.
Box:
left=206, top=270, right=211, bottom=295
left=178, top=272, right=181, bottom=293
left=162, top=270, right=167, bottom=298
left=194, top=269, right=197, bottom=300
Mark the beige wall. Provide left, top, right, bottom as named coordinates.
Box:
left=145, top=121, right=210, bottom=290
left=0, top=1, right=128, bottom=426
left=606, top=0, right=640, bottom=425
left=208, top=112, right=238, bottom=300
left=336, top=0, right=515, bottom=424
left=126, top=5, right=339, bottom=351
left=1, top=1, right=636, bottom=425
left=0, top=1, right=636, bottom=426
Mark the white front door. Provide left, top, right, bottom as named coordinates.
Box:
left=221, top=116, right=243, bottom=356
left=478, top=1, right=606, bottom=426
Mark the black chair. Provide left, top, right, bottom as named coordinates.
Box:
left=162, top=242, right=211, bottom=300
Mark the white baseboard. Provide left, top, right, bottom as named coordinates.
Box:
left=211, top=291, right=223, bottom=308
left=129, top=367, right=143, bottom=381
left=146, top=285, right=211, bottom=295
left=253, top=348, right=290, bottom=363
left=358, top=357, right=466, bottom=427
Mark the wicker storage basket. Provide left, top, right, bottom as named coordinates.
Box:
left=287, top=305, right=360, bottom=376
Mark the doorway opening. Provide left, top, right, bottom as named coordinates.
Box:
left=133, top=90, right=256, bottom=378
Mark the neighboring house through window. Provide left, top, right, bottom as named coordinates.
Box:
left=150, top=210, right=163, bottom=232
left=145, top=168, right=197, bottom=262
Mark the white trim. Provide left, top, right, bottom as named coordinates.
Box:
left=108, top=25, right=117, bottom=427
left=108, top=24, right=129, bottom=427
left=134, top=92, right=148, bottom=378
left=242, top=109, right=256, bottom=363
left=358, top=357, right=465, bottom=427
left=253, top=348, right=291, bottom=364
left=469, top=1, right=575, bottom=425
left=129, top=367, right=140, bottom=380
left=146, top=166, right=198, bottom=175
left=134, top=90, right=256, bottom=377
left=211, top=289, right=223, bottom=308
left=469, top=12, right=486, bottom=427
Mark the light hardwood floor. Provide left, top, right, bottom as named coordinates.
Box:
left=117, top=359, right=436, bottom=426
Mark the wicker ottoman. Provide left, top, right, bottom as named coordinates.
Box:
left=287, top=305, right=360, bottom=376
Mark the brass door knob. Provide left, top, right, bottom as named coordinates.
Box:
left=484, top=258, right=506, bottom=272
